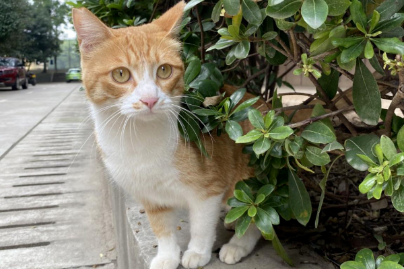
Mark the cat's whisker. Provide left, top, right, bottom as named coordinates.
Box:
left=67, top=109, right=122, bottom=173
left=119, top=115, right=130, bottom=162
left=170, top=104, right=215, bottom=144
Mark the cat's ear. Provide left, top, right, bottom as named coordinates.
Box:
left=151, top=1, right=186, bottom=37
left=72, top=8, right=112, bottom=53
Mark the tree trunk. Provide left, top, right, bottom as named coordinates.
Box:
left=43, top=60, right=47, bottom=73
left=54, top=55, right=57, bottom=71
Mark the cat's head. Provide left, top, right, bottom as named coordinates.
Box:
left=72, top=1, right=185, bottom=120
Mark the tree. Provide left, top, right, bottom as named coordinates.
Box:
left=0, top=0, right=69, bottom=72
left=0, top=0, right=31, bottom=56
left=68, top=0, right=404, bottom=267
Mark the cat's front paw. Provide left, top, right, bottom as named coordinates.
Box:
left=219, top=243, right=249, bottom=264
left=181, top=250, right=211, bottom=268
left=150, top=256, right=179, bottom=269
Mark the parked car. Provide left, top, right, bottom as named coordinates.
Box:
left=0, top=57, right=28, bottom=90
left=66, top=68, right=81, bottom=82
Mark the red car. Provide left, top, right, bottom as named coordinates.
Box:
left=0, top=57, right=28, bottom=90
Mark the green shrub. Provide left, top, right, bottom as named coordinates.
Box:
left=68, top=0, right=404, bottom=266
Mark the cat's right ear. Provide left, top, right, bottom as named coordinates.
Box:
left=72, top=8, right=112, bottom=53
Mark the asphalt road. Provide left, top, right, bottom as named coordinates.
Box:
left=0, top=82, right=81, bottom=159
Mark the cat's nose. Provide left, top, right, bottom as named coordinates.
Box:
left=140, top=97, right=159, bottom=109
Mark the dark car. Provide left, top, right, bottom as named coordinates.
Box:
left=0, top=57, right=28, bottom=90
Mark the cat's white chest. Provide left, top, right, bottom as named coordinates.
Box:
left=93, top=107, right=187, bottom=207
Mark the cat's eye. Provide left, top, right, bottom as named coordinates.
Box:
left=112, top=67, right=130, bottom=83
left=157, top=64, right=172, bottom=79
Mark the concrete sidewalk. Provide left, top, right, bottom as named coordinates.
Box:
left=0, top=87, right=116, bottom=269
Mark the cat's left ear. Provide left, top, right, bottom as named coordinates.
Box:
left=151, top=1, right=186, bottom=37
left=72, top=8, right=112, bottom=53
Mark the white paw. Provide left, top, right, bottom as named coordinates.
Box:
left=150, top=256, right=179, bottom=269
left=181, top=250, right=211, bottom=268
left=219, top=243, right=249, bottom=264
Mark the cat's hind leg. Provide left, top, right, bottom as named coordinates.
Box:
left=144, top=203, right=181, bottom=269
left=219, top=224, right=261, bottom=264
left=181, top=194, right=223, bottom=269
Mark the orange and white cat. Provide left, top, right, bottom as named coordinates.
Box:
left=72, top=2, right=263, bottom=268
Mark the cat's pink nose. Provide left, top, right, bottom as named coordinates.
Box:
left=140, top=97, right=159, bottom=109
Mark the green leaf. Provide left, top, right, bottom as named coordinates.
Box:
left=227, top=197, right=249, bottom=207
left=272, top=231, right=295, bottom=266
left=230, top=88, right=246, bottom=109
left=345, top=134, right=379, bottom=171
left=259, top=204, right=280, bottom=225
left=226, top=120, right=243, bottom=141
left=324, top=0, right=351, bottom=16
left=198, top=80, right=219, bottom=97
left=234, top=40, right=250, bottom=59
left=355, top=248, right=376, bottom=269
left=331, top=37, right=364, bottom=48
left=398, top=125, right=404, bottom=152
left=375, top=144, right=384, bottom=164
left=375, top=0, right=404, bottom=22
left=353, top=59, right=381, bottom=126
left=264, top=111, right=275, bottom=129
left=248, top=109, right=265, bottom=129
left=301, top=0, right=328, bottom=29
left=262, top=31, right=278, bottom=40
left=235, top=181, right=254, bottom=201
left=184, top=59, right=201, bottom=85
left=369, top=11, right=381, bottom=33
left=357, top=154, right=377, bottom=166
left=340, top=261, right=367, bottom=269
left=257, top=184, right=275, bottom=197
left=392, top=186, right=404, bottom=212
left=255, top=208, right=274, bottom=239
left=225, top=206, right=249, bottom=223
left=255, top=194, right=266, bottom=204
left=369, top=54, right=385, bottom=76
left=268, top=126, right=294, bottom=140
left=305, top=146, right=331, bottom=165
left=301, top=121, right=336, bottom=144
left=317, top=69, right=340, bottom=99
left=359, top=174, right=377, bottom=194
left=235, top=214, right=252, bottom=237
left=241, top=0, right=262, bottom=25
left=389, top=153, right=404, bottom=167
left=265, top=0, right=303, bottom=19
left=364, top=41, right=374, bottom=59
left=248, top=205, right=257, bottom=217
left=322, top=141, right=344, bottom=153
left=350, top=0, right=367, bottom=28
left=184, top=0, right=204, bottom=12
left=372, top=38, right=404, bottom=55
left=288, top=170, right=312, bottom=226
left=378, top=261, right=404, bottom=269
left=211, top=0, right=223, bottom=23
left=253, top=136, right=271, bottom=155
left=193, top=109, right=222, bottom=116
left=232, top=96, right=260, bottom=115
left=207, top=39, right=237, bottom=51
left=380, top=135, right=396, bottom=160
left=223, top=0, right=240, bottom=15
left=275, top=19, right=296, bottom=30
left=374, top=13, right=404, bottom=33
left=340, top=38, right=366, bottom=63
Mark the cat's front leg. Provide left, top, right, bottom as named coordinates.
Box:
left=145, top=203, right=181, bottom=269
left=181, top=194, right=223, bottom=269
